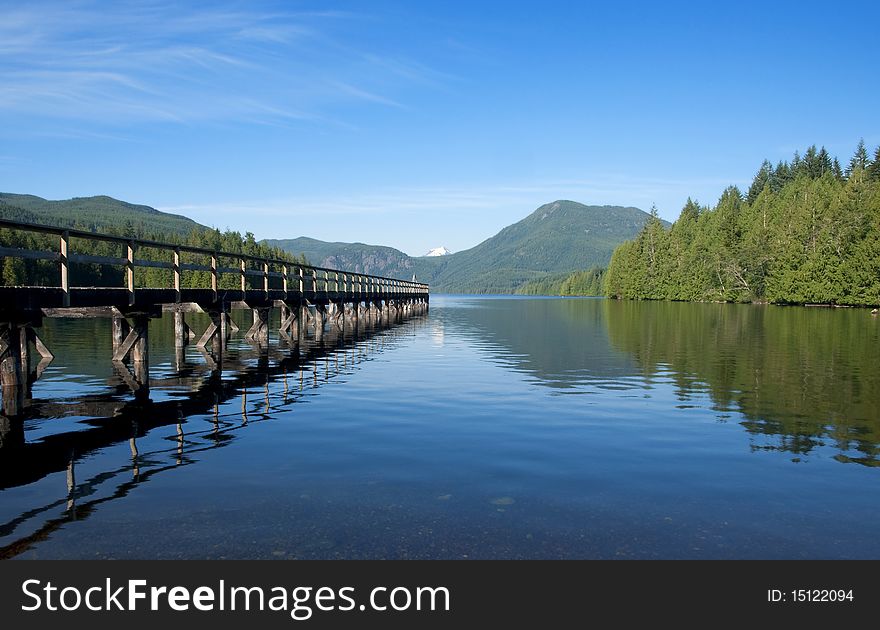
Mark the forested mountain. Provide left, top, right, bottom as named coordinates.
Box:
left=269, top=202, right=655, bottom=293
left=1, top=193, right=653, bottom=294
left=604, top=142, right=880, bottom=307
left=0, top=195, right=305, bottom=288
left=428, top=201, right=656, bottom=293
left=0, top=193, right=204, bottom=236
left=262, top=236, right=442, bottom=280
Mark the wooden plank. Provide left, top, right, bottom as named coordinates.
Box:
left=32, top=331, right=54, bottom=360
left=196, top=322, right=218, bottom=348
left=68, top=253, right=127, bottom=266
left=161, top=303, right=205, bottom=313
left=280, top=311, right=296, bottom=334
left=180, top=262, right=210, bottom=272
left=133, top=258, right=174, bottom=270
left=112, top=327, right=141, bottom=361
left=42, top=306, right=121, bottom=318
left=0, top=246, right=59, bottom=261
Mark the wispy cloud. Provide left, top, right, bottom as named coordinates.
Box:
left=164, top=175, right=736, bottom=219
left=0, top=1, right=441, bottom=130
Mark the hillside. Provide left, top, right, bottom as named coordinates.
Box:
left=0, top=193, right=206, bottom=236
left=1, top=193, right=654, bottom=294
left=269, top=201, right=656, bottom=293
left=263, top=236, right=442, bottom=280
left=430, top=201, right=658, bottom=292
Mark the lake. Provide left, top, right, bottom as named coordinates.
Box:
left=1, top=296, right=879, bottom=559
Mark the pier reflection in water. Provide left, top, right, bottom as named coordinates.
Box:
left=0, top=309, right=426, bottom=559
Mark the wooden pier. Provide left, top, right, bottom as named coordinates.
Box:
left=0, top=217, right=429, bottom=423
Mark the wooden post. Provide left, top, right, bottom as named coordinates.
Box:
left=240, top=258, right=246, bottom=293
left=19, top=326, right=29, bottom=380
left=298, top=267, right=304, bottom=293
left=211, top=253, right=218, bottom=301
left=220, top=309, right=229, bottom=344
left=212, top=310, right=226, bottom=353
left=0, top=324, right=23, bottom=417
left=173, top=248, right=181, bottom=302
left=174, top=342, right=185, bottom=372
left=280, top=303, right=289, bottom=326
left=112, top=315, right=130, bottom=354
left=263, top=260, right=269, bottom=296
left=282, top=264, right=288, bottom=297
left=130, top=316, right=149, bottom=365
left=257, top=308, right=269, bottom=342
left=314, top=306, right=324, bottom=341
left=60, top=230, right=70, bottom=307
left=300, top=305, right=309, bottom=337
left=127, top=240, right=135, bottom=305
left=174, top=311, right=186, bottom=347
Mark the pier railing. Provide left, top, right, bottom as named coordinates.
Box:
left=0, top=217, right=428, bottom=307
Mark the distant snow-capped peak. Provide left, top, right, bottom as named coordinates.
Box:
left=425, top=246, right=451, bottom=257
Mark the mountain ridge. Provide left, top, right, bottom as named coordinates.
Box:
left=0, top=192, right=205, bottom=236
left=0, top=193, right=657, bottom=293
left=268, top=201, right=660, bottom=292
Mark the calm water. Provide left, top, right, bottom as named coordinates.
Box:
left=1, top=296, right=879, bottom=559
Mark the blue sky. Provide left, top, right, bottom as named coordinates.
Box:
left=2, top=1, right=878, bottom=255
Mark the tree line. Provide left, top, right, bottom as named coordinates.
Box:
left=604, top=141, right=880, bottom=306
left=0, top=204, right=308, bottom=289
left=515, top=267, right=605, bottom=296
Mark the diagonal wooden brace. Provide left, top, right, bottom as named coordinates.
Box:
left=280, top=311, right=296, bottom=335
left=112, top=327, right=142, bottom=361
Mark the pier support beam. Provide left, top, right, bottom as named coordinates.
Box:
left=279, top=303, right=298, bottom=337
left=245, top=308, right=270, bottom=343
left=314, top=305, right=325, bottom=341
left=0, top=321, right=53, bottom=417
left=112, top=315, right=130, bottom=355
left=173, top=311, right=195, bottom=348
left=225, top=310, right=239, bottom=335
left=196, top=310, right=225, bottom=351
left=1, top=323, right=23, bottom=417
left=279, top=303, right=300, bottom=348
left=110, top=315, right=150, bottom=399
left=113, top=315, right=149, bottom=364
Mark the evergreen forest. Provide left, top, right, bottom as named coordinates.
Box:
left=604, top=142, right=880, bottom=306
left=0, top=202, right=307, bottom=290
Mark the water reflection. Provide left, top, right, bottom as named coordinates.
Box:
left=0, top=312, right=427, bottom=559
left=1, top=296, right=879, bottom=560
left=603, top=300, right=880, bottom=466
left=437, top=296, right=880, bottom=466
